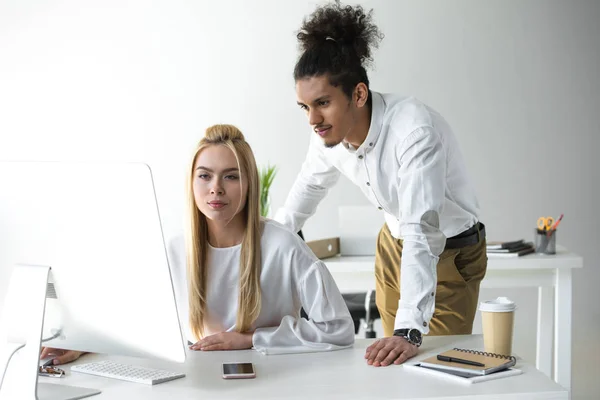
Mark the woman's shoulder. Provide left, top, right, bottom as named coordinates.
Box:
left=262, top=218, right=299, bottom=241
left=261, top=219, right=317, bottom=260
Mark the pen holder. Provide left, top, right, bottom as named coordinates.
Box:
left=534, top=229, right=556, bottom=254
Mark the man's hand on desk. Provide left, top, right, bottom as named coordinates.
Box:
left=190, top=331, right=253, bottom=351
left=364, top=337, right=418, bottom=367
left=40, top=347, right=86, bottom=365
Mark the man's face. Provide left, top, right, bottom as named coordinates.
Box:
left=296, top=75, right=354, bottom=148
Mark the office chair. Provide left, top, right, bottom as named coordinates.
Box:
left=341, top=290, right=380, bottom=338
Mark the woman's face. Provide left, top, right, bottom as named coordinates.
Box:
left=192, top=144, right=248, bottom=224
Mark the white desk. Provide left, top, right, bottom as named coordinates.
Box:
left=6, top=335, right=567, bottom=400
left=323, top=249, right=583, bottom=391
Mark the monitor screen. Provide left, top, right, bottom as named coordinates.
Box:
left=0, top=161, right=186, bottom=363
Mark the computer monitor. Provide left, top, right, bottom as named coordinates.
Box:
left=0, top=161, right=186, bottom=399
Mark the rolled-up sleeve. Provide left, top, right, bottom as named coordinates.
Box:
left=394, top=127, right=447, bottom=334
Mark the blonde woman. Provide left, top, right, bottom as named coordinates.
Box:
left=168, top=124, right=354, bottom=354
left=40, top=125, right=353, bottom=365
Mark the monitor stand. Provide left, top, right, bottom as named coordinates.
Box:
left=0, top=264, right=101, bottom=400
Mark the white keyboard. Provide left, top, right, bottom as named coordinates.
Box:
left=71, top=360, right=186, bottom=385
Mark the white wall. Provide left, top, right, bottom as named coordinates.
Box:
left=0, top=1, right=598, bottom=398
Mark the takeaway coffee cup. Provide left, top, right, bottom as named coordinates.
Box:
left=479, top=297, right=516, bottom=356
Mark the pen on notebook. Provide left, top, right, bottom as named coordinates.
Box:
left=437, top=355, right=485, bottom=367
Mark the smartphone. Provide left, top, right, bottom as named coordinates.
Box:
left=222, top=363, right=256, bottom=379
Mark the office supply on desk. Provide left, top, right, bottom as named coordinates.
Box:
left=486, top=240, right=525, bottom=250
left=487, top=241, right=535, bottom=257
left=404, top=363, right=522, bottom=385
left=487, top=246, right=535, bottom=258
left=419, top=348, right=517, bottom=375
left=534, top=213, right=563, bottom=253
left=547, top=213, right=564, bottom=236
left=535, top=228, right=557, bottom=254
left=0, top=161, right=186, bottom=400
left=487, top=242, right=534, bottom=254
left=437, top=355, right=484, bottom=367
left=486, top=240, right=535, bottom=257
left=71, top=361, right=185, bottom=385
left=537, top=216, right=554, bottom=232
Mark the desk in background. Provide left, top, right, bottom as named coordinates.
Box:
left=323, top=248, right=583, bottom=391
left=7, top=335, right=567, bottom=400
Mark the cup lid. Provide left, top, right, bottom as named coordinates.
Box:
left=479, top=297, right=516, bottom=312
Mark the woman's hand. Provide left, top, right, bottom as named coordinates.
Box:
left=40, top=347, right=86, bottom=365
left=190, top=332, right=253, bottom=351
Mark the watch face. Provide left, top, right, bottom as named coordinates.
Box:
left=409, top=329, right=422, bottom=344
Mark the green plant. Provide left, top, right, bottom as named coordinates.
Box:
left=259, top=164, right=277, bottom=217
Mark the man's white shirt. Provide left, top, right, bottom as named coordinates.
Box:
left=275, top=91, right=480, bottom=333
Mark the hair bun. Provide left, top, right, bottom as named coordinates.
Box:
left=297, top=1, right=384, bottom=67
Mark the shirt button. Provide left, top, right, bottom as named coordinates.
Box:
left=369, top=142, right=373, bottom=146
left=366, top=182, right=370, bottom=186
left=378, top=207, right=382, bottom=210
left=431, top=292, right=434, bottom=297
left=423, top=322, right=427, bottom=327
left=358, top=155, right=363, bottom=159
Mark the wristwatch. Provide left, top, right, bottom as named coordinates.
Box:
left=393, top=328, right=423, bottom=347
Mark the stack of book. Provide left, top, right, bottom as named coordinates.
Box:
left=487, top=239, right=535, bottom=258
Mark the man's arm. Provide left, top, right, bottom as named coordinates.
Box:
left=394, top=126, right=447, bottom=333
left=274, top=134, right=341, bottom=233
left=365, top=126, right=446, bottom=367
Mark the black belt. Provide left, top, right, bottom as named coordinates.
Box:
left=445, top=222, right=485, bottom=249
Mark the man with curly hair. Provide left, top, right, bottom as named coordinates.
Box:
left=275, top=1, right=487, bottom=367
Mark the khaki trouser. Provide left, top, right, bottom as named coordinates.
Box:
left=375, top=223, right=487, bottom=337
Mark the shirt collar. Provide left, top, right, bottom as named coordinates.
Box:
left=342, top=91, right=384, bottom=153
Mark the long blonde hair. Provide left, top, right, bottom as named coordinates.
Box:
left=185, top=124, right=262, bottom=340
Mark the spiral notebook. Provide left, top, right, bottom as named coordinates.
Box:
left=418, top=348, right=517, bottom=376
left=404, top=363, right=522, bottom=385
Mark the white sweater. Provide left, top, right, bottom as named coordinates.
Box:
left=167, top=219, right=355, bottom=355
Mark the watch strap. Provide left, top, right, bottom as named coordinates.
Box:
left=393, top=328, right=422, bottom=347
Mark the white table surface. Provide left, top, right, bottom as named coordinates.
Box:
left=6, top=335, right=568, bottom=400
left=323, top=248, right=583, bottom=391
